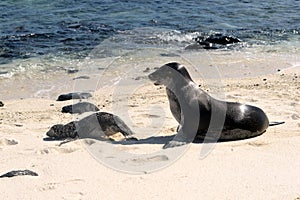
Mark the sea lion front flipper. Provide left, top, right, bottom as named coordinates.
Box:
left=162, top=128, right=193, bottom=149
left=163, top=139, right=189, bottom=149
left=112, top=115, right=135, bottom=137
left=58, top=138, right=78, bottom=146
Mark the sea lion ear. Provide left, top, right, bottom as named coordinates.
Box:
left=165, top=62, right=181, bottom=70
left=178, top=65, right=193, bottom=82
left=164, top=62, right=193, bottom=82
left=177, top=64, right=184, bottom=70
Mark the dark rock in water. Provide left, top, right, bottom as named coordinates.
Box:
left=46, top=112, right=137, bottom=140
left=67, top=23, right=81, bottom=29
left=0, top=170, right=38, bottom=178
left=198, top=34, right=241, bottom=45
left=194, top=33, right=241, bottom=49
left=62, top=102, right=100, bottom=114
left=0, top=101, right=3, bottom=107
left=57, top=92, right=92, bottom=101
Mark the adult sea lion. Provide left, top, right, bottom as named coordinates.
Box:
left=148, top=62, right=281, bottom=149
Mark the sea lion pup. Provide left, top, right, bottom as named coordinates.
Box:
left=46, top=112, right=137, bottom=142
left=148, top=62, right=272, bottom=149
left=61, top=102, right=100, bottom=114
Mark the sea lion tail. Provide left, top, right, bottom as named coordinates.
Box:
left=269, top=121, right=285, bottom=126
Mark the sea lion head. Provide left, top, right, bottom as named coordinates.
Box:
left=46, top=124, right=65, bottom=138
left=148, top=62, right=193, bottom=87
left=46, top=122, right=78, bottom=139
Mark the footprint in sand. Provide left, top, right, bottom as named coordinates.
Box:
left=247, top=141, right=269, bottom=147
left=122, top=155, right=169, bottom=165
left=36, top=146, right=79, bottom=155
left=39, top=182, right=59, bottom=191
left=291, top=114, right=300, bottom=120
left=38, top=139, right=87, bottom=154
left=139, top=114, right=161, bottom=118
left=81, top=139, right=96, bottom=146
left=0, top=138, right=18, bottom=146
left=40, top=179, right=84, bottom=191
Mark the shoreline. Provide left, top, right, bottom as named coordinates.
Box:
left=1, top=46, right=300, bottom=100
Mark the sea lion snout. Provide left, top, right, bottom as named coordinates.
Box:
left=46, top=124, right=64, bottom=138
left=148, top=63, right=182, bottom=86
left=148, top=70, right=164, bottom=85
left=149, top=62, right=194, bottom=87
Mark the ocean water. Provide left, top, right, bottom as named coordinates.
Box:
left=1, top=0, right=300, bottom=99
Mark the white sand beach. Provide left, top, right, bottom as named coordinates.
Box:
left=0, top=63, right=299, bottom=199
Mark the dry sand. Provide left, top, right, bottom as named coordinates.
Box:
left=0, top=65, right=299, bottom=199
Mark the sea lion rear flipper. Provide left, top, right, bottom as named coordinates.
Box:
left=269, top=121, right=285, bottom=126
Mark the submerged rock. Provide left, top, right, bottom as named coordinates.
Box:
left=192, top=33, right=242, bottom=49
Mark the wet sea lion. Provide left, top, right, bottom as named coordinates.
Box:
left=46, top=112, right=137, bottom=141
left=148, top=62, right=276, bottom=149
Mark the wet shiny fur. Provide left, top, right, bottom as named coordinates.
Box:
left=46, top=112, right=136, bottom=141
left=148, top=62, right=269, bottom=148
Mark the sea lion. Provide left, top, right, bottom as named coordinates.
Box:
left=61, top=102, right=100, bottom=114
left=46, top=112, right=137, bottom=141
left=148, top=62, right=271, bottom=149
left=57, top=92, right=92, bottom=101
